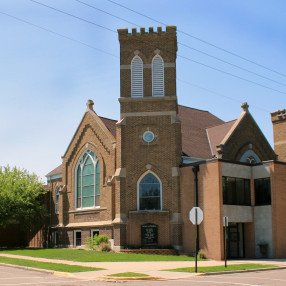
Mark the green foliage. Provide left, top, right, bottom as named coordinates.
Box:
left=108, top=272, right=149, bottom=277
left=164, top=264, right=277, bottom=273
left=0, top=166, right=48, bottom=228
left=0, top=248, right=197, bottom=262
left=85, top=236, right=93, bottom=249
left=197, top=249, right=207, bottom=259
left=0, top=256, right=105, bottom=272
left=94, top=234, right=109, bottom=247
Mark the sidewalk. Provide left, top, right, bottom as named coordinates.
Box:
left=1, top=253, right=286, bottom=280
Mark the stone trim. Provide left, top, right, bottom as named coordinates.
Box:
left=68, top=207, right=107, bottom=214
left=274, top=140, right=286, bottom=146
left=64, top=221, right=113, bottom=227
left=119, top=96, right=177, bottom=103
left=120, top=63, right=175, bottom=69
left=121, top=111, right=176, bottom=118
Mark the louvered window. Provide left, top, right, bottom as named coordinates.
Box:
left=152, top=55, right=164, bottom=97
left=131, top=56, right=143, bottom=97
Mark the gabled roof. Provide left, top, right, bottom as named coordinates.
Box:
left=46, top=104, right=230, bottom=177
left=206, top=120, right=236, bottom=156
left=46, top=164, right=62, bottom=177
left=178, top=105, right=225, bottom=158
left=100, top=116, right=116, bottom=138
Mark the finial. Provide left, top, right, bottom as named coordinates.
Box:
left=241, top=102, right=249, bottom=112
left=86, top=99, right=94, bottom=111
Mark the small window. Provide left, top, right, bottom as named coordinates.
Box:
left=152, top=55, right=164, bottom=97
left=143, top=131, right=155, bottom=143
left=55, top=187, right=59, bottom=214
left=91, top=230, right=99, bottom=239
left=54, top=231, right=58, bottom=245
left=75, top=231, right=81, bottom=247
left=131, top=56, right=143, bottom=97
left=138, top=172, right=161, bottom=210
left=255, top=178, right=271, bottom=205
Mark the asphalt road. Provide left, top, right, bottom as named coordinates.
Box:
left=1, top=265, right=286, bottom=286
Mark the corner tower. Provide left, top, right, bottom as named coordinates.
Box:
left=114, top=26, right=182, bottom=251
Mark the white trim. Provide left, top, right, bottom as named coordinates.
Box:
left=137, top=171, right=162, bottom=211
left=152, top=55, right=164, bottom=97
left=46, top=173, right=62, bottom=181
left=75, top=149, right=100, bottom=210
left=131, top=55, right=143, bottom=97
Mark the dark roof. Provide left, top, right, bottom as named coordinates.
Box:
left=99, top=116, right=117, bottom=138
left=178, top=105, right=225, bottom=158
left=206, top=120, right=236, bottom=156
left=46, top=164, right=62, bottom=177
left=46, top=105, right=228, bottom=176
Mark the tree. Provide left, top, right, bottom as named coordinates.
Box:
left=0, top=166, right=48, bottom=228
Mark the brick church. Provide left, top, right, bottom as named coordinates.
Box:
left=44, top=26, right=286, bottom=260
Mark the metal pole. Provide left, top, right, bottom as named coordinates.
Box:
left=224, top=218, right=227, bottom=267
left=195, top=208, right=198, bottom=273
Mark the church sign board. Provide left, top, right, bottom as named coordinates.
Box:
left=141, top=224, right=158, bottom=247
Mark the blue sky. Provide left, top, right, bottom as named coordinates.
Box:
left=1, top=0, right=285, bottom=181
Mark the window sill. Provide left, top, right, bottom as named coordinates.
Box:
left=69, top=207, right=107, bottom=214
left=129, top=210, right=169, bottom=213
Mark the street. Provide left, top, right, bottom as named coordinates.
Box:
left=1, top=265, right=286, bottom=286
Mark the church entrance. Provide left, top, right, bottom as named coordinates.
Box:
left=227, top=223, right=244, bottom=258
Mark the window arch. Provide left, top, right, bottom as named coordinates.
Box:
left=55, top=187, right=59, bottom=214
left=75, top=150, right=100, bottom=209
left=131, top=55, right=143, bottom=97
left=152, top=55, right=164, bottom=97
left=240, top=149, right=261, bottom=164
left=138, top=172, right=162, bottom=210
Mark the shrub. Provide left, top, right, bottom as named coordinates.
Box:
left=197, top=249, right=207, bottom=259
left=93, top=234, right=109, bottom=247
left=85, top=236, right=93, bottom=249
left=97, top=242, right=111, bottom=252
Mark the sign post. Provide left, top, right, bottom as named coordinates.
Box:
left=223, top=216, right=228, bottom=268
left=189, top=207, right=203, bottom=273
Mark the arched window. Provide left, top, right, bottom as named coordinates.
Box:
left=131, top=56, right=143, bottom=97
left=76, top=150, right=100, bottom=209
left=55, top=187, right=59, bottom=214
left=152, top=55, right=164, bottom=97
left=240, top=150, right=261, bottom=164
left=138, top=172, right=162, bottom=210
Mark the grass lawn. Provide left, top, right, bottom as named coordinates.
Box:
left=0, top=248, right=198, bottom=262
left=0, top=256, right=105, bottom=273
left=108, top=272, right=149, bottom=277
left=164, top=264, right=278, bottom=273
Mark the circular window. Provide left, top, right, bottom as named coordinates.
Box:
left=143, top=131, right=155, bottom=143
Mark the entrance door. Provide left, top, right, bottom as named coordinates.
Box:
left=227, top=223, right=244, bottom=258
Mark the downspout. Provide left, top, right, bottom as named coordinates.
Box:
left=192, top=165, right=200, bottom=252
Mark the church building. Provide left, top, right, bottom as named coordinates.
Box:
left=44, top=26, right=286, bottom=260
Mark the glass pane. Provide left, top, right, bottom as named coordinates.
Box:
left=244, top=179, right=251, bottom=205
left=95, top=162, right=100, bottom=195
left=82, top=185, right=94, bottom=197
left=90, top=151, right=95, bottom=160
left=141, top=173, right=159, bottom=184
left=82, top=196, right=94, bottom=208
left=83, top=163, right=94, bottom=175
left=83, top=174, right=94, bottom=186
left=140, top=197, right=160, bottom=210
left=236, top=178, right=244, bottom=205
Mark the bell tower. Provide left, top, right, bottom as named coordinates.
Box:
left=114, top=26, right=182, bottom=250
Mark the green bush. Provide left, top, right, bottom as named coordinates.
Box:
left=197, top=249, right=207, bottom=259
left=93, top=234, right=109, bottom=247
left=85, top=236, right=93, bottom=249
